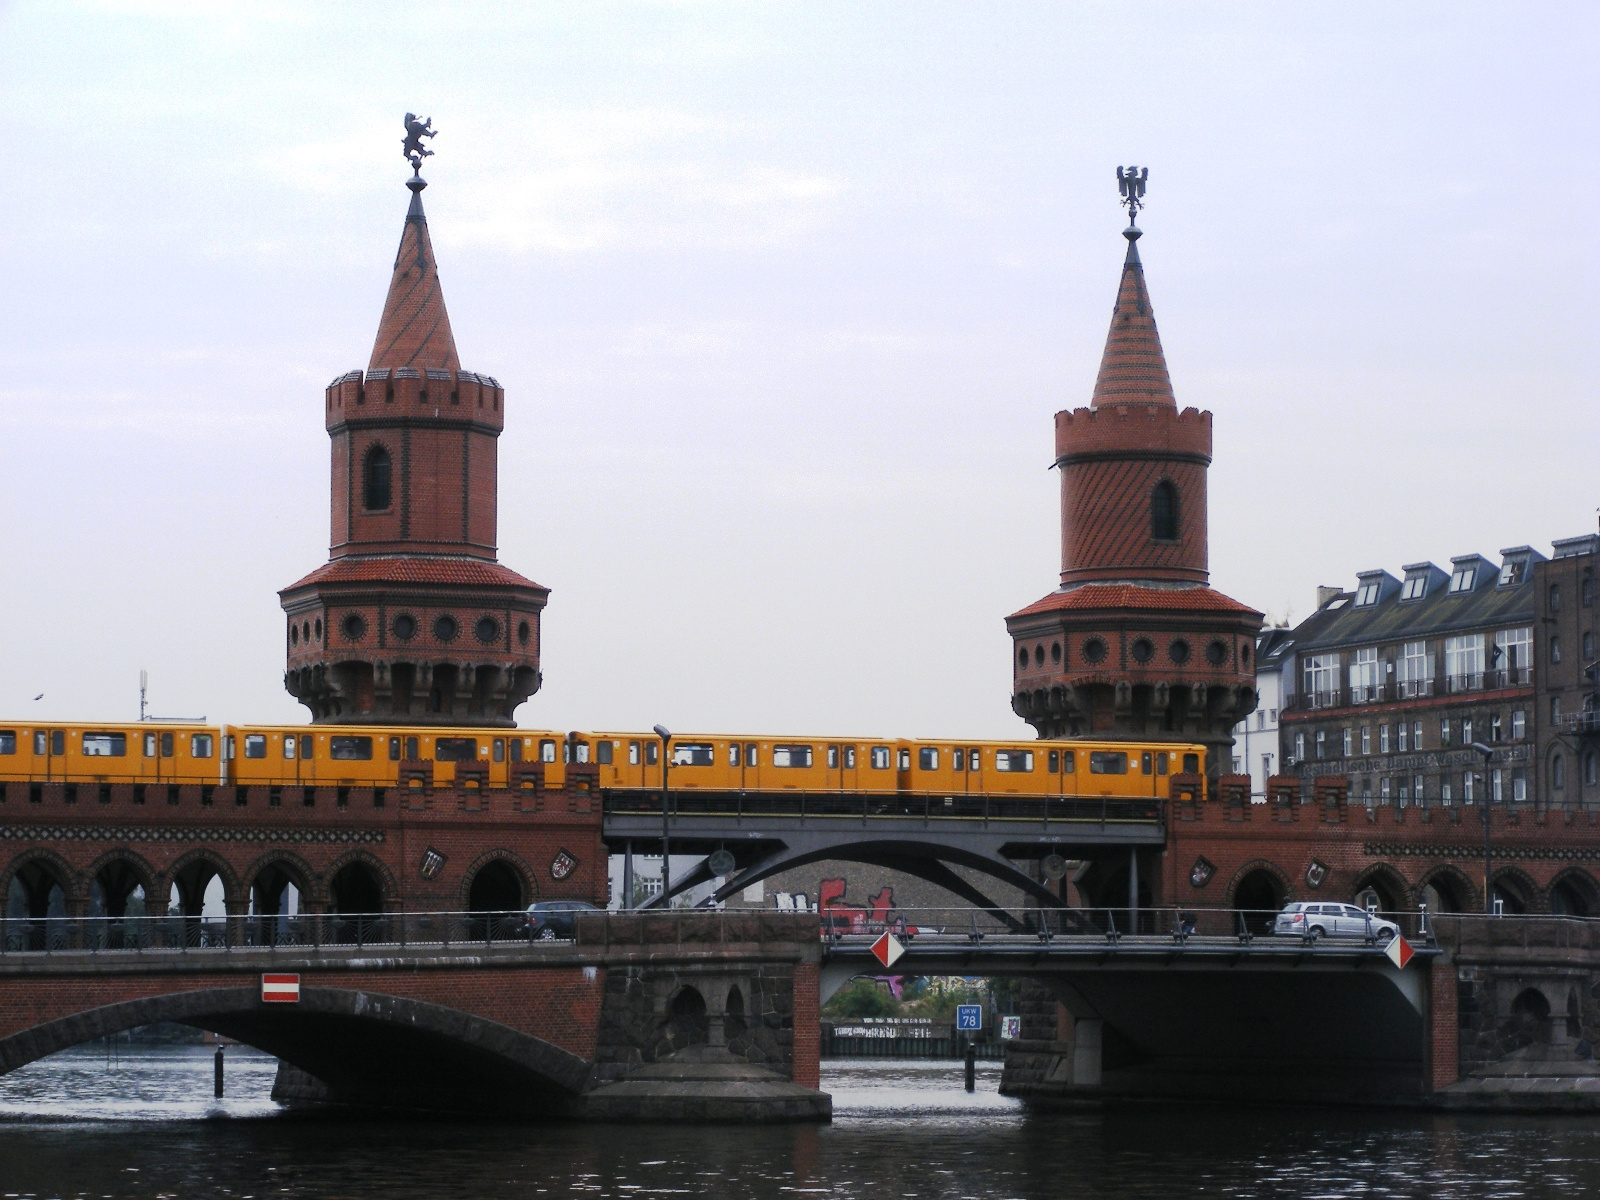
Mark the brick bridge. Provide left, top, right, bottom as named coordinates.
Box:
left=0, top=911, right=822, bottom=1119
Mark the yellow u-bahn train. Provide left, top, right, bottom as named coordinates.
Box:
left=0, top=721, right=1203, bottom=799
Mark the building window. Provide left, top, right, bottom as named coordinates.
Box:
left=1498, top=627, right=1532, bottom=679
left=1440, top=718, right=1451, bottom=746
left=1397, top=723, right=1409, bottom=752
left=1380, top=725, right=1390, bottom=754
left=1262, top=753, right=1274, bottom=778
left=1342, top=728, right=1352, bottom=756
left=1463, top=717, right=1473, bottom=744
left=1361, top=726, right=1372, bottom=754
left=1444, top=634, right=1485, bottom=690
left=1355, top=581, right=1381, bottom=607
left=1586, top=752, right=1597, bottom=786
left=1553, top=755, right=1566, bottom=789
left=1150, top=480, right=1178, bottom=540
left=1512, top=710, right=1526, bottom=739
left=1413, top=721, right=1423, bottom=750
left=1499, top=559, right=1524, bottom=586
left=1550, top=636, right=1562, bottom=665
left=1399, top=641, right=1431, bottom=696
left=1553, top=696, right=1563, bottom=724
left=1463, top=772, right=1474, bottom=802
left=1362, top=779, right=1373, bottom=806
left=1401, top=573, right=1429, bottom=601
left=363, top=445, right=392, bottom=511
left=1294, top=732, right=1305, bottom=761
left=1490, top=713, right=1502, bottom=742
left=1449, top=563, right=1477, bottom=593
left=1232, top=757, right=1242, bottom=774
left=1513, top=769, right=1528, bottom=802
left=1305, top=654, right=1340, bottom=705
left=1315, top=730, right=1326, bottom=760
left=1398, top=779, right=1410, bottom=805
left=1584, top=577, right=1595, bottom=607
left=1257, top=711, right=1266, bottom=729
left=1585, top=632, right=1595, bottom=659
left=1381, top=778, right=1391, bottom=802
left=1349, top=647, right=1380, bottom=702
left=1270, top=708, right=1278, bottom=722
left=1414, top=774, right=1424, bottom=804
left=1442, top=780, right=1453, bottom=805
left=1491, top=768, right=1503, bottom=802
left=1550, top=583, right=1562, bottom=613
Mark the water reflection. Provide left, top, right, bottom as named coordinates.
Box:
left=0, top=1049, right=1597, bottom=1198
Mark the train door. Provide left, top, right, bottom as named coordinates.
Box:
left=1048, top=747, right=1077, bottom=796
left=962, top=746, right=984, bottom=794
left=490, top=736, right=508, bottom=787
left=825, top=743, right=858, bottom=791
left=33, top=729, right=65, bottom=782
left=894, top=742, right=913, bottom=795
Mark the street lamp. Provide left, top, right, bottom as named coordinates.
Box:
left=1470, top=740, right=1496, bottom=915
left=653, top=724, right=671, bottom=906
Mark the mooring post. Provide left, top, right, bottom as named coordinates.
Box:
left=214, top=1044, right=224, bottom=1099
left=964, top=1039, right=976, bottom=1092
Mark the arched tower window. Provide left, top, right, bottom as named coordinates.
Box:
left=363, top=445, right=392, bottom=511
left=1150, top=480, right=1178, bottom=541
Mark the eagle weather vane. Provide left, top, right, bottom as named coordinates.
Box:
left=403, top=113, right=437, bottom=173
left=1117, top=165, right=1148, bottom=225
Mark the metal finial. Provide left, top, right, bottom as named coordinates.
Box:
left=403, top=112, right=438, bottom=175
left=1117, top=165, right=1148, bottom=227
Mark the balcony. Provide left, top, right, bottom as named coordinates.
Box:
left=1487, top=666, right=1534, bottom=689
left=1348, top=683, right=1390, bottom=704
left=1568, top=710, right=1600, bottom=736
left=1444, top=673, right=1483, bottom=694
left=1397, top=678, right=1434, bottom=699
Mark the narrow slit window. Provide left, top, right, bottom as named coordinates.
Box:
left=1150, top=480, right=1178, bottom=540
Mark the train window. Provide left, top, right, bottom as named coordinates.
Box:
left=1141, top=752, right=1153, bottom=774
left=628, top=741, right=640, bottom=765
left=284, top=736, right=295, bottom=759
left=82, top=732, right=128, bottom=757
left=543, top=740, right=559, bottom=764
left=1090, top=751, right=1128, bottom=775
left=845, top=746, right=857, bottom=769
left=1048, top=751, right=1058, bottom=772
left=646, top=742, right=659, bottom=766
left=575, top=742, right=590, bottom=763
left=1183, top=753, right=1200, bottom=774
left=1062, top=751, right=1075, bottom=773
left=953, top=749, right=965, bottom=771
left=160, top=733, right=174, bottom=758
left=996, top=750, right=1034, bottom=773
left=1156, top=755, right=1168, bottom=776
left=728, top=743, right=740, bottom=767
left=223, top=736, right=235, bottom=760
left=870, top=746, right=891, bottom=770
left=330, top=736, right=373, bottom=760
left=493, top=739, right=505, bottom=763
left=144, top=733, right=156, bottom=757
left=299, top=734, right=314, bottom=760
left=388, top=736, right=401, bottom=761
left=673, top=743, right=714, bottom=766
left=0, top=731, right=15, bottom=755
left=745, top=744, right=758, bottom=767
left=509, top=738, right=523, bottom=763
left=51, top=730, right=65, bottom=756
left=191, top=734, right=214, bottom=759
left=436, top=738, right=477, bottom=762
left=827, top=746, right=839, bottom=769
left=34, top=731, right=46, bottom=755
left=406, top=737, right=419, bottom=759
left=898, top=748, right=910, bottom=770
left=918, top=748, right=938, bottom=771
left=245, top=735, right=268, bottom=759
left=596, top=740, right=613, bottom=765
left=773, top=745, right=813, bottom=768
left=562, top=741, right=571, bottom=764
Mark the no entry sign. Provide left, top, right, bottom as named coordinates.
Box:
left=261, top=973, right=301, bottom=1003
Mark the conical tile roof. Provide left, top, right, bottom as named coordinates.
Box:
left=1089, top=228, right=1175, bottom=408
left=368, top=178, right=460, bottom=372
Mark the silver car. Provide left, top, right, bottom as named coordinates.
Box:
left=1273, top=901, right=1398, bottom=941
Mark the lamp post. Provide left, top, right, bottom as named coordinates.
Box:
left=653, top=724, right=672, bottom=907
left=1470, top=740, right=1495, bottom=914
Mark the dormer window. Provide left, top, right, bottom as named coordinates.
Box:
left=1400, top=574, right=1429, bottom=601
left=1355, top=582, right=1381, bottom=607
left=1499, top=560, right=1524, bottom=586
left=1448, top=565, right=1476, bottom=593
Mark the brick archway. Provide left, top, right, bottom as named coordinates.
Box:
left=1417, top=864, right=1478, bottom=915
left=324, top=849, right=398, bottom=912
left=160, top=849, right=241, bottom=915
left=1351, top=863, right=1411, bottom=914
left=83, top=849, right=160, bottom=917
left=1, top=848, right=81, bottom=913
left=1491, top=866, right=1543, bottom=915
left=459, top=849, right=538, bottom=911
left=241, top=850, right=323, bottom=911
left=1549, top=868, right=1600, bottom=917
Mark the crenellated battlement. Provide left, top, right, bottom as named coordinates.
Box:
left=1054, top=403, right=1212, bottom=461
left=325, top=367, right=505, bottom=432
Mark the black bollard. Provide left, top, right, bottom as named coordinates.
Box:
left=214, top=1044, right=224, bottom=1099
left=964, top=1041, right=976, bottom=1093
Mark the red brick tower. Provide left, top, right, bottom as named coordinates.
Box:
left=1006, top=172, right=1261, bottom=774
left=280, top=156, right=547, bottom=726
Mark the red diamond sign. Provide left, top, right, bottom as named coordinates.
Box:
left=870, top=931, right=905, bottom=969
left=1385, top=934, right=1414, bottom=969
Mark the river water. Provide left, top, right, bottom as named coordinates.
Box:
left=0, top=1047, right=1597, bottom=1198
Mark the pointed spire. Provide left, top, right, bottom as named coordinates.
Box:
left=1089, top=209, right=1175, bottom=409
left=368, top=173, right=460, bottom=373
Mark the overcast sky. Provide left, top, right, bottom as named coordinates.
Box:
left=1, top=2, right=1595, bottom=738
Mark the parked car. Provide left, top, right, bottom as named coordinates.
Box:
left=522, top=900, right=600, bottom=940
left=1273, top=901, right=1398, bottom=942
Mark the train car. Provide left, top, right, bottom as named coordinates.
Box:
left=222, top=725, right=570, bottom=790
left=0, top=722, right=223, bottom=786
left=897, top=739, right=1204, bottom=799
left=571, top=732, right=903, bottom=795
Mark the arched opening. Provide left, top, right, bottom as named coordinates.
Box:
left=1232, top=868, right=1285, bottom=935
left=1419, top=870, right=1472, bottom=915
left=658, top=986, right=708, bottom=1056
left=363, top=444, right=392, bottom=511
left=1150, top=480, right=1178, bottom=540
left=1353, top=870, right=1404, bottom=916
left=329, top=862, right=383, bottom=915
left=88, top=861, right=149, bottom=949
left=1551, top=872, right=1598, bottom=917
left=248, top=863, right=305, bottom=946
left=1491, top=871, right=1532, bottom=915
left=5, top=860, right=69, bottom=950
left=1509, top=988, right=1552, bottom=1049
left=467, top=860, right=523, bottom=913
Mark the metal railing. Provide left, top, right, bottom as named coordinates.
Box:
left=0, top=910, right=554, bottom=955
left=1398, top=678, right=1435, bottom=699
left=604, top=789, right=1165, bottom=825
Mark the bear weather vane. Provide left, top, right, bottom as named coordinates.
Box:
left=1117, top=165, right=1148, bottom=225
left=403, top=113, right=438, bottom=174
